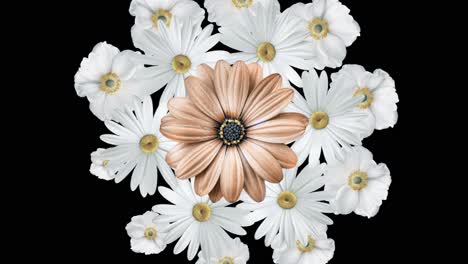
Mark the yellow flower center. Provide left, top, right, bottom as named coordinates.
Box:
left=144, top=227, right=157, bottom=240
left=232, top=0, right=253, bottom=8
left=310, top=111, right=329, bottom=129
left=277, top=191, right=298, bottom=209
left=102, top=160, right=109, bottom=167
left=348, top=171, right=368, bottom=190
left=296, top=235, right=316, bottom=253
left=218, top=256, right=235, bottom=264
left=308, top=18, right=329, bottom=40
left=99, top=73, right=121, bottom=94
left=192, top=203, right=212, bottom=222
left=139, top=134, right=159, bottom=154
left=218, top=119, right=246, bottom=146
left=171, top=55, right=192, bottom=74
left=353, top=87, right=374, bottom=109
left=257, top=42, right=276, bottom=62
left=151, top=9, right=172, bottom=28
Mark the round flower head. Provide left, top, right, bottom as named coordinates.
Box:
left=90, top=148, right=114, bottom=180
left=196, top=237, right=249, bottom=264
left=219, top=1, right=316, bottom=87
left=331, top=64, right=399, bottom=138
left=132, top=18, right=229, bottom=102
left=205, top=0, right=279, bottom=26
left=126, top=211, right=169, bottom=255
left=153, top=179, right=251, bottom=260
left=160, top=61, right=308, bottom=202
left=238, top=164, right=333, bottom=248
left=325, top=146, right=392, bottom=218
left=74, top=42, right=161, bottom=121
left=285, top=0, right=360, bottom=69
left=273, top=233, right=335, bottom=264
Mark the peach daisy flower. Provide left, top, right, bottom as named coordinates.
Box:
left=160, top=60, right=308, bottom=202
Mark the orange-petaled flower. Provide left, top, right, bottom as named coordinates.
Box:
left=160, top=61, right=308, bottom=202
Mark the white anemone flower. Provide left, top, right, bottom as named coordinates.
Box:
left=196, top=237, right=249, bottom=264
left=219, top=1, right=315, bottom=87
left=74, top=42, right=160, bottom=121
left=90, top=148, right=114, bottom=181
left=153, top=179, right=251, bottom=261
left=126, top=211, right=169, bottom=255
left=238, top=164, right=333, bottom=248
left=331, top=64, right=399, bottom=138
left=132, top=18, right=229, bottom=102
left=129, top=0, right=205, bottom=44
left=287, top=70, right=369, bottom=166
left=285, top=0, right=360, bottom=69
left=94, top=96, right=177, bottom=197
left=325, top=146, right=392, bottom=218
left=273, top=233, right=335, bottom=264
left=205, top=0, right=279, bottom=26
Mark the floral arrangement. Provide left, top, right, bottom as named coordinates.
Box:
left=75, top=0, right=399, bottom=263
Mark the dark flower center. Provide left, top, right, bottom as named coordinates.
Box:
left=218, top=119, right=245, bottom=146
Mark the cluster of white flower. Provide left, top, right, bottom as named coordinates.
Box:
left=75, top=0, right=398, bottom=263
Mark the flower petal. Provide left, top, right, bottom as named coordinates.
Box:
left=335, top=186, right=358, bottom=215
left=185, top=76, right=225, bottom=122
left=194, top=146, right=226, bottom=196
left=239, top=150, right=266, bottom=202
left=225, top=61, right=250, bottom=118
left=247, top=63, right=263, bottom=92
left=241, top=74, right=282, bottom=119
left=175, top=139, right=223, bottom=179
left=248, top=113, right=308, bottom=144
left=213, top=60, right=232, bottom=116
left=209, top=181, right=223, bottom=202
left=160, top=115, right=217, bottom=143
left=168, top=98, right=218, bottom=128
left=220, top=147, right=244, bottom=202
left=239, top=140, right=283, bottom=183
left=196, top=63, right=215, bottom=88
left=166, top=143, right=196, bottom=169
left=247, top=138, right=298, bottom=169
left=242, top=88, right=294, bottom=126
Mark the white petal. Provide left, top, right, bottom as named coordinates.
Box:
left=334, top=186, right=358, bottom=214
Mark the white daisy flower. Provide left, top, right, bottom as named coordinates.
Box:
left=126, top=211, right=169, bottom=255
left=219, top=1, right=315, bottom=87
left=324, top=146, right=392, bottom=218
left=237, top=164, right=333, bottom=248
left=285, top=0, right=360, bottom=69
left=95, top=96, right=177, bottom=197
left=272, top=233, right=335, bottom=264
left=74, top=42, right=160, bottom=121
left=132, top=18, right=229, bottom=102
left=204, top=0, right=279, bottom=26
left=129, top=0, right=205, bottom=44
left=331, top=64, right=399, bottom=138
left=153, top=179, right=251, bottom=261
left=196, top=237, right=249, bottom=264
left=288, top=70, right=369, bottom=167
left=90, top=148, right=114, bottom=181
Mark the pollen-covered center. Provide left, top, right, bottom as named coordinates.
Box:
left=310, top=111, right=329, bottom=129
left=232, top=0, right=253, bottom=8
left=219, top=119, right=246, bottom=146
left=151, top=9, right=172, bottom=28
left=277, top=191, right=298, bottom=209
left=348, top=171, right=368, bottom=190
left=218, top=256, right=234, bottom=264
left=171, top=54, right=192, bottom=74
left=192, top=202, right=212, bottom=222
left=257, top=42, right=276, bottom=62
left=296, top=235, right=316, bottom=253
left=99, top=73, right=121, bottom=94
left=354, top=87, right=374, bottom=109
left=144, top=227, right=157, bottom=240
left=308, top=18, right=329, bottom=40
left=139, top=134, right=159, bottom=154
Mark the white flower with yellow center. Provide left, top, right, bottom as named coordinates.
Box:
left=126, top=211, right=169, bottom=255
left=272, top=233, right=335, bottom=264
left=238, top=164, right=333, bottom=248
left=285, top=0, right=360, bottom=69
left=90, top=148, right=115, bottom=180
left=94, top=96, right=177, bottom=197
left=130, top=0, right=205, bottom=44
left=205, top=0, right=279, bottom=26
left=219, top=1, right=315, bottom=87
left=153, top=179, right=251, bottom=261
left=324, top=146, right=392, bottom=218
left=287, top=70, right=369, bottom=167
left=132, top=18, right=229, bottom=102
left=331, top=64, right=399, bottom=138
left=196, top=237, right=249, bottom=264
left=74, top=42, right=161, bottom=121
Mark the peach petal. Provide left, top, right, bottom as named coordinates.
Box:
left=243, top=88, right=294, bottom=126
left=241, top=74, right=282, bottom=118
left=239, top=140, right=283, bottom=183
left=166, top=143, right=197, bottom=169
left=226, top=61, right=250, bottom=118
left=168, top=98, right=218, bottom=128
left=239, top=150, right=266, bottom=202
left=160, top=115, right=217, bottom=143
left=247, top=138, right=298, bottom=169
left=248, top=113, right=308, bottom=144
left=194, top=146, right=226, bottom=196
left=209, top=181, right=223, bottom=203
left=220, top=147, right=244, bottom=202
left=176, top=139, right=223, bottom=179
left=185, top=76, right=225, bottom=122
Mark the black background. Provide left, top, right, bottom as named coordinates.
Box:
left=35, top=0, right=432, bottom=262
